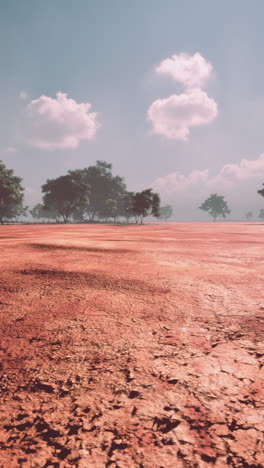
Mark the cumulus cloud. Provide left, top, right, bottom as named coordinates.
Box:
left=212, top=154, right=264, bottom=184
left=156, top=52, right=213, bottom=89
left=153, top=154, right=264, bottom=197
left=147, top=89, right=218, bottom=141
left=26, top=92, right=100, bottom=150
left=148, top=52, right=217, bottom=141
left=153, top=169, right=209, bottom=195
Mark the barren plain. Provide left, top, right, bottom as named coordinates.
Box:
left=0, top=222, right=263, bottom=468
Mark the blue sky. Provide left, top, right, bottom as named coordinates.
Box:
left=1, top=0, right=264, bottom=219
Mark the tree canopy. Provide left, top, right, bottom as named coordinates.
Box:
left=71, top=161, right=126, bottom=222
left=245, top=211, right=253, bottom=221
left=132, top=189, right=160, bottom=223
left=0, top=160, right=26, bottom=224
left=199, top=193, right=231, bottom=222
left=119, top=191, right=135, bottom=223
left=42, top=171, right=91, bottom=223
left=30, top=203, right=57, bottom=222
left=258, top=183, right=264, bottom=198
left=259, top=209, right=264, bottom=220
left=158, top=205, right=173, bottom=221
left=34, top=162, right=161, bottom=224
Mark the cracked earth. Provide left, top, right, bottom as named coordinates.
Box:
left=0, top=223, right=263, bottom=467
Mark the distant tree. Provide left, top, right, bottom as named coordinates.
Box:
left=132, top=189, right=160, bottom=224
left=259, top=209, right=264, bottom=220
left=42, top=171, right=90, bottom=223
left=158, top=205, right=173, bottom=221
left=245, top=211, right=253, bottom=221
left=199, top=194, right=231, bottom=222
left=0, top=160, right=26, bottom=224
left=30, top=203, right=57, bottom=222
left=119, top=191, right=135, bottom=223
left=257, top=185, right=264, bottom=221
left=258, top=183, right=264, bottom=198
left=98, top=199, right=118, bottom=222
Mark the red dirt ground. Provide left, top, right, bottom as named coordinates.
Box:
left=0, top=222, right=263, bottom=468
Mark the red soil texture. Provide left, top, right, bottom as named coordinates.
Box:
left=0, top=223, right=263, bottom=468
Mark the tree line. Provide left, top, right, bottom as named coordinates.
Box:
left=1, top=158, right=264, bottom=224
left=0, top=160, right=173, bottom=224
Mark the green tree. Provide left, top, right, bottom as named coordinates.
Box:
left=132, top=189, right=160, bottom=224
left=199, top=194, right=231, bottom=222
left=119, top=191, right=135, bottom=223
left=0, top=160, right=26, bottom=224
left=159, top=205, right=173, bottom=221
left=245, top=211, right=253, bottom=221
left=30, top=203, right=57, bottom=222
left=259, top=209, right=264, bottom=220
left=258, top=183, right=264, bottom=198
left=72, top=161, right=126, bottom=222
left=42, top=171, right=90, bottom=223
left=257, top=185, right=264, bottom=222
left=98, top=199, right=118, bottom=222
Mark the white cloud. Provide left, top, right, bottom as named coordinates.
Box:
left=148, top=52, right=217, bottom=141
left=212, top=154, right=264, bottom=184
left=147, top=89, right=218, bottom=141
left=152, top=154, right=264, bottom=218
left=19, top=90, right=28, bottom=100
left=153, top=154, right=264, bottom=197
left=6, top=146, right=17, bottom=153
left=154, top=169, right=209, bottom=193
left=156, top=52, right=213, bottom=89
left=26, top=92, right=100, bottom=150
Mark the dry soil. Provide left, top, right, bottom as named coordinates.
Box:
left=0, top=223, right=263, bottom=468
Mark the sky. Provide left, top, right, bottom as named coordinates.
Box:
left=1, top=0, right=264, bottom=220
